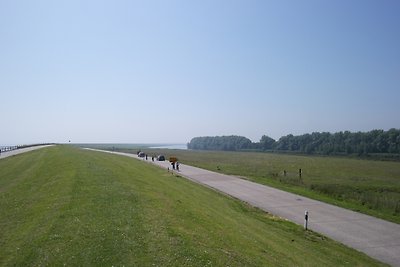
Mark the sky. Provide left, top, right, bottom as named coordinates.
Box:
left=0, top=0, right=399, bottom=144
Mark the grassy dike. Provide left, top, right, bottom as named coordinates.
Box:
left=0, top=146, right=385, bottom=266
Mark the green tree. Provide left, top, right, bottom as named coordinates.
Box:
left=259, top=135, right=275, bottom=151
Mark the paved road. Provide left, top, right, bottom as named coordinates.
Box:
left=0, top=145, right=53, bottom=160
left=86, top=149, right=400, bottom=266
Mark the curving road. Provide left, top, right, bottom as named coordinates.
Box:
left=86, top=148, right=400, bottom=266
left=0, top=145, right=54, bottom=160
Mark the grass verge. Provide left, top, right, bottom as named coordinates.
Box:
left=0, top=146, right=386, bottom=266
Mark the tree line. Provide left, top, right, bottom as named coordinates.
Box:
left=187, top=129, right=400, bottom=155
left=187, top=136, right=252, bottom=151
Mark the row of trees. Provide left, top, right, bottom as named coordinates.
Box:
left=187, top=136, right=252, bottom=151
left=188, top=129, right=400, bottom=155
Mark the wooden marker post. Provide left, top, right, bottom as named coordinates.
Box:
left=304, top=210, right=309, bottom=230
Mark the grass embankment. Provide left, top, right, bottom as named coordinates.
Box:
left=132, top=148, right=400, bottom=224
left=0, top=146, right=385, bottom=266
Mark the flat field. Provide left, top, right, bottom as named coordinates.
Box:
left=0, top=146, right=385, bottom=266
left=130, top=148, right=400, bottom=224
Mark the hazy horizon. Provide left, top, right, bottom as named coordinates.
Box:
left=1, top=0, right=399, bottom=144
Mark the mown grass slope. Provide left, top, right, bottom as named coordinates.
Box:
left=134, top=148, right=400, bottom=223
left=0, top=146, right=385, bottom=266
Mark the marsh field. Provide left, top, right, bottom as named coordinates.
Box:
left=0, top=146, right=386, bottom=266
left=104, top=146, right=400, bottom=224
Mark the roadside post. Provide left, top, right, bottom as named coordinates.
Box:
left=304, top=210, right=309, bottom=230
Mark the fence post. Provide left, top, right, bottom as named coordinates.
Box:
left=304, top=210, right=309, bottom=230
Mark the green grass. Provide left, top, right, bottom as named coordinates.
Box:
left=0, top=146, right=385, bottom=266
left=132, top=148, right=400, bottom=224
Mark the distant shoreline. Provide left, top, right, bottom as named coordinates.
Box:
left=149, top=144, right=187, bottom=150
left=72, top=143, right=188, bottom=150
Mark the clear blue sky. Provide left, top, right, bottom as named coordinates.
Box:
left=1, top=0, right=399, bottom=144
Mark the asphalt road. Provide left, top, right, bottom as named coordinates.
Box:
left=86, top=149, right=400, bottom=266
left=0, top=145, right=53, bottom=160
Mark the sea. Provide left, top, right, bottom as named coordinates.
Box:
left=149, top=144, right=187, bottom=150
left=1, top=143, right=188, bottom=150
left=73, top=143, right=188, bottom=150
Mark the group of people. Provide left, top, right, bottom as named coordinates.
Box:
left=137, top=150, right=180, bottom=172
left=171, top=161, right=180, bottom=171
